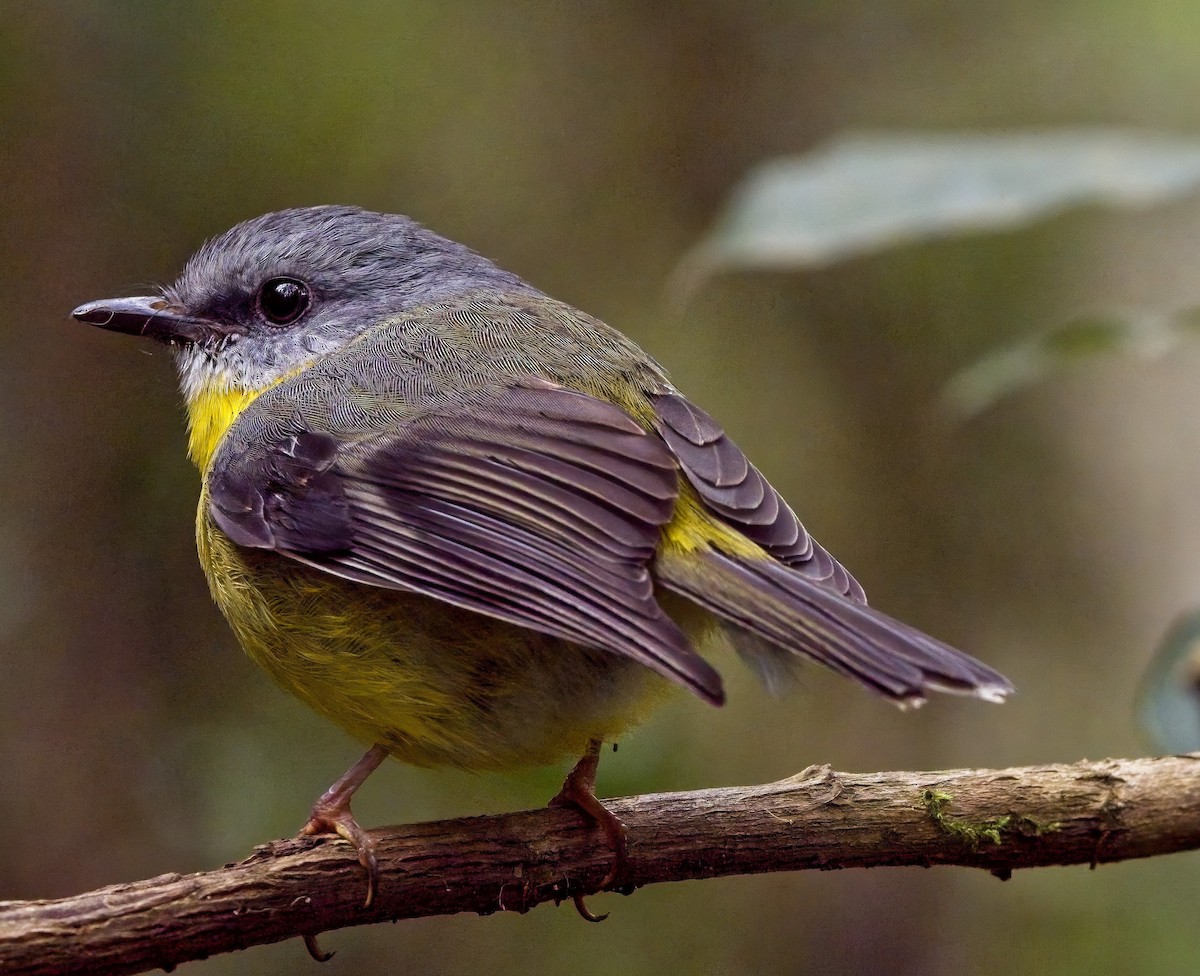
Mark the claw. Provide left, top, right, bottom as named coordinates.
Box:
left=302, top=933, right=334, bottom=962
left=299, top=744, right=388, bottom=908
left=549, top=739, right=628, bottom=921
left=571, top=893, right=610, bottom=923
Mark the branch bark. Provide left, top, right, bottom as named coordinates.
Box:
left=1, top=755, right=1197, bottom=976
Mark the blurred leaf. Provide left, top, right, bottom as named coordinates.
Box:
left=1137, top=610, right=1200, bottom=753
left=943, top=308, right=1200, bottom=417
left=678, top=130, right=1200, bottom=290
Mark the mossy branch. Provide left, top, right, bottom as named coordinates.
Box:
left=1, top=754, right=1198, bottom=976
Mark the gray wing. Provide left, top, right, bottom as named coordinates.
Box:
left=650, top=392, right=1013, bottom=704
left=208, top=379, right=725, bottom=705
left=650, top=391, right=866, bottom=603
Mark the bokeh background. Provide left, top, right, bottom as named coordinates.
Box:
left=4, top=3, right=1200, bottom=974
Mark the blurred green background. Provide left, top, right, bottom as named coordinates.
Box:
left=4, top=3, right=1199, bottom=974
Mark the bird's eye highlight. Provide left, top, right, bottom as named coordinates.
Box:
left=257, top=277, right=310, bottom=325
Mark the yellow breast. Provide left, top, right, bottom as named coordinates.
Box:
left=185, top=384, right=267, bottom=471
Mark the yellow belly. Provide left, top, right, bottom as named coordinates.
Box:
left=195, top=489, right=669, bottom=770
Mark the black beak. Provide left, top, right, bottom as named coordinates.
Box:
left=72, top=296, right=233, bottom=344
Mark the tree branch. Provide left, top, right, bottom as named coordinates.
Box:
left=1, top=755, right=1197, bottom=976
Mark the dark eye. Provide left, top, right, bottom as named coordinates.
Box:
left=257, top=277, right=310, bottom=325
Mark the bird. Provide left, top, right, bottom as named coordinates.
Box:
left=73, top=205, right=1013, bottom=916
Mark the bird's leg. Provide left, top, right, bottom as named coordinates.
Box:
left=300, top=743, right=389, bottom=908
left=548, top=738, right=628, bottom=922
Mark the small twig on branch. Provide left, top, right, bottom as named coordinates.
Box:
left=1, top=755, right=1197, bottom=976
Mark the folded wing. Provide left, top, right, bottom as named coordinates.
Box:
left=208, top=380, right=725, bottom=705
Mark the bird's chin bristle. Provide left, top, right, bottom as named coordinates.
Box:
left=893, top=695, right=928, bottom=712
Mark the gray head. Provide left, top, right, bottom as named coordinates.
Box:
left=73, top=206, right=531, bottom=398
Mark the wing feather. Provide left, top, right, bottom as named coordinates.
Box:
left=209, top=381, right=724, bottom=704
left=651, top=391, right=866, bottom=603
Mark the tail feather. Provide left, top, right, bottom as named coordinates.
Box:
left=657, top=548, right=1013, bottom=706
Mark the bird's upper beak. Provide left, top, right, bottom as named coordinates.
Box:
left=72, top=296, right=233, bottom=345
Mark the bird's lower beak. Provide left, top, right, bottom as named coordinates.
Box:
left=72, top=296, right=230, bottom=345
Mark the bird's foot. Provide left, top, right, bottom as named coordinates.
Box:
left=300, top=743, right=389, bottom=908
left=300, top=799, right=380, bottom=909
left=549, top=740, right=628, bottom=922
